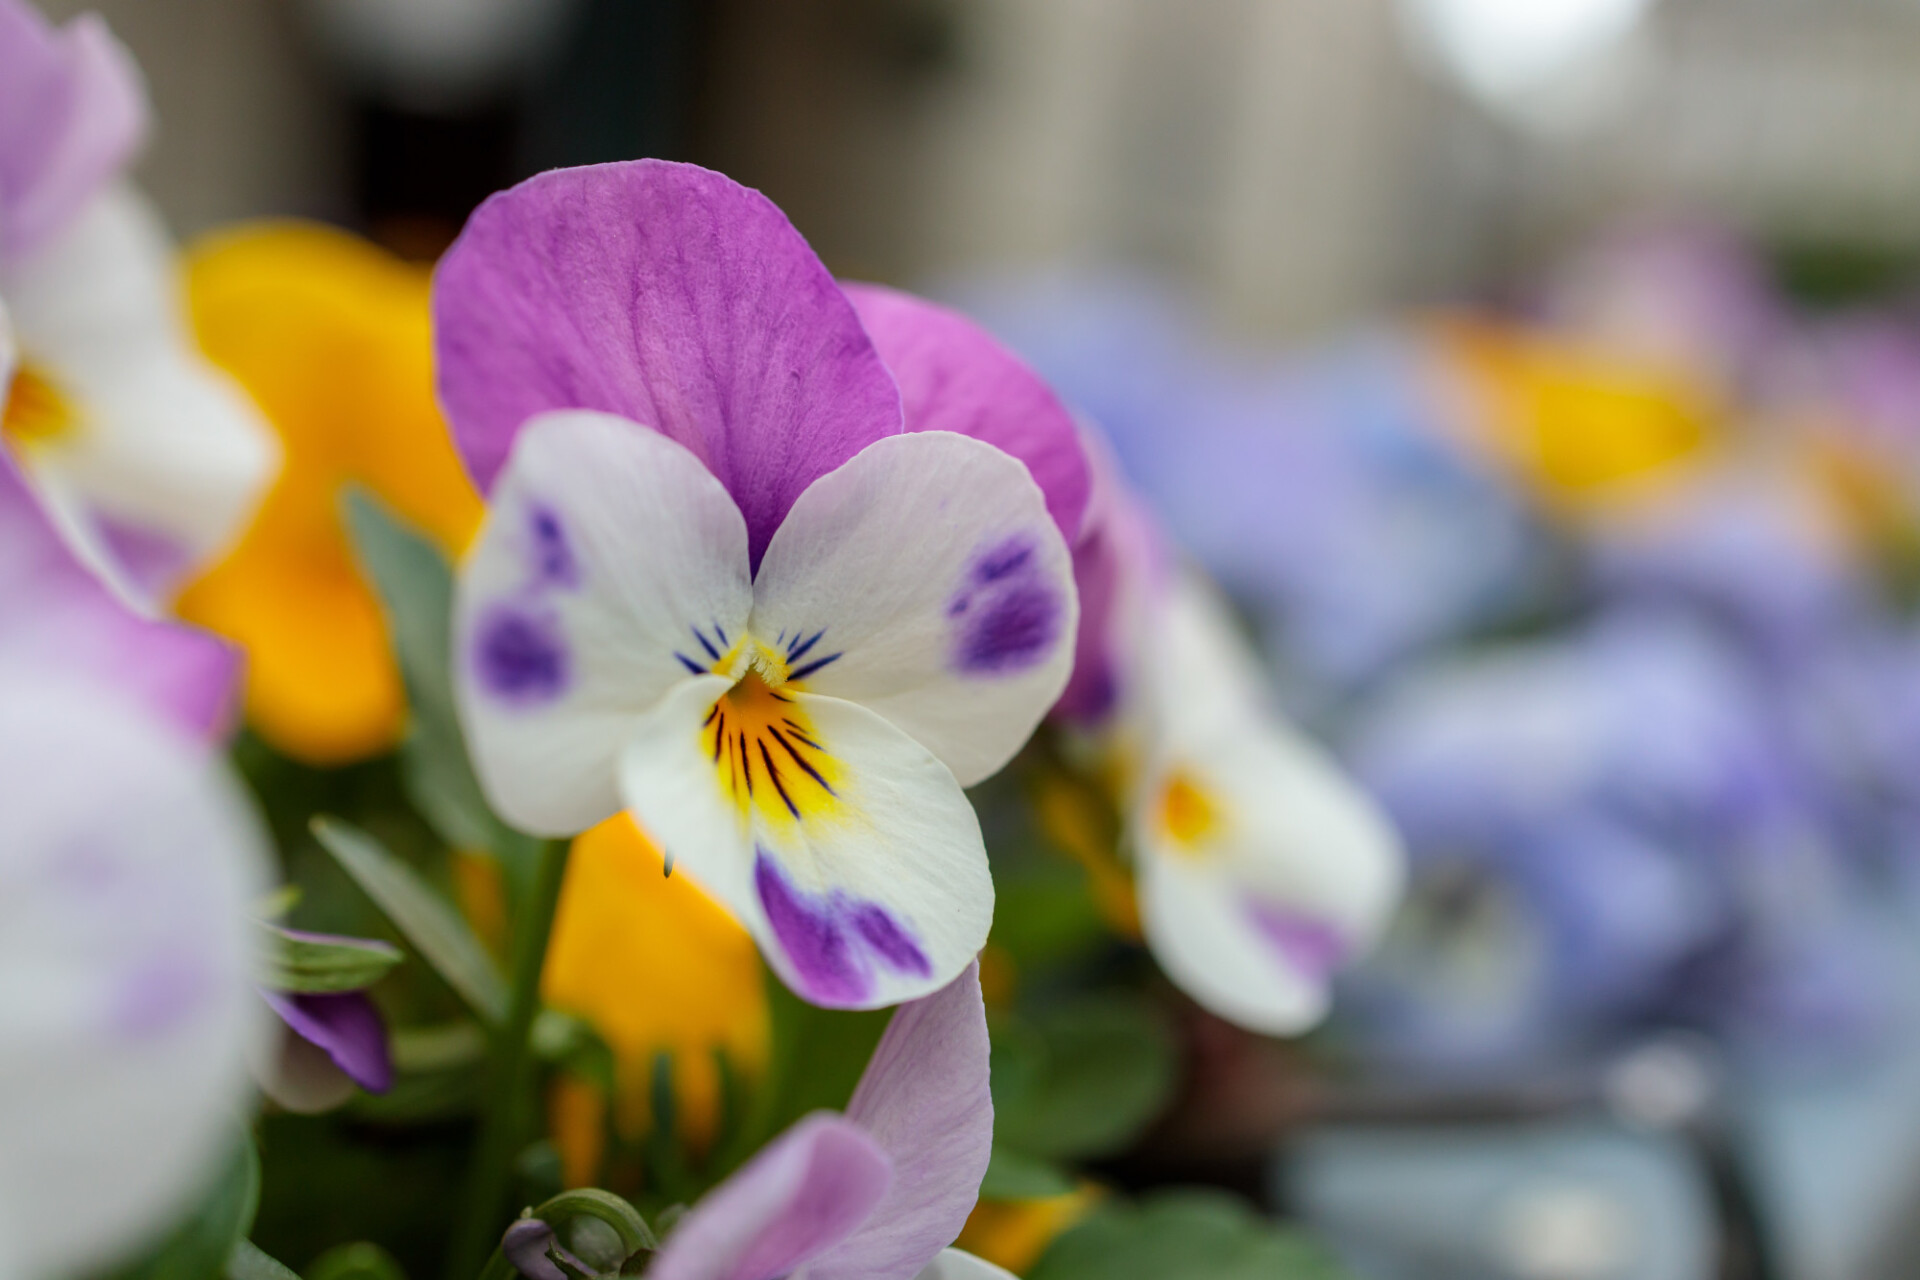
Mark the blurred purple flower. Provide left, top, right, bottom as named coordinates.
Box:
left=1338, top=611, right=1881, bottom=1072
left=1539, top=224, right=1785, bottom=398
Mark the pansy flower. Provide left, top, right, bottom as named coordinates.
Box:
left=542, top=813, right=768, bottom=1171
left=176, top=222, right=482, bottom=763
left=0, top=451, right=268, bottom=1278
left=638, top=963, right=1007, bottom=1280
left=1058, top=446, right=1403, bottom=1034
left=0, top=0, right=275, bottom=603
left=438, top=161, right=1086, bottom=1009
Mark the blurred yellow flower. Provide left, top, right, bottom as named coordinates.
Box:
left=542, top=813, right=769, bottom=1170
left=1431, top=317, right=1719, bottom=511
left=176, top=224, right=482, bottom=764
left=957, top=1184, right=1103, bottom=1274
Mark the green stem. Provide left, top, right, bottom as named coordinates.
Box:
left=447, top=837, right=570, bottom=1280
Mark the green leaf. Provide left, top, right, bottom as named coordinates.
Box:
left=1028, top=1190, right=1354, bottom=1280
left=307, top=1242, right=410, bottom=1280
left=227, top=1241, right=302, bottom=1280
left=720, top=973, right=891, bottom=1171
left=110, top=1134, right=260, bottom=1280
left=991, top=994, right=1178, bottom=1161
left=258, top=921, right=404, bottom=993
left=979, top=1146, right=1076, bottom=1200
left=342, top=490, right=535, bottom=885
left=312, top=816, right=509, bottom=1025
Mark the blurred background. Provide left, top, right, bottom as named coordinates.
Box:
left=58, top=1, right=1920, bottom=1277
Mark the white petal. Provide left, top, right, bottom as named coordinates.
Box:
left=2, top=186, right=276, bottom=601
left=455, top=410, right=752, bottom=836
left=0, top=672, right=269, bottom=1279
left=911, top=1249, right=1020, bottom=1280
left=751, top=432, right=1077, bottom=787
left=618, top=679, right=993, bottom=1009
left=1131, top=577, right=1403, bottom=1035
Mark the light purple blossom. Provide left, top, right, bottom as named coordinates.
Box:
left=0, top=0, right=144, bottom=263
left=0, top=450, right=237, bottom=739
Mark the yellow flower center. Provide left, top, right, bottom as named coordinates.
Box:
left=706, top=646, right=842, bottom=829
left=2, top=361, right=80, bottom=450
left=1156, top=770, right=1221, bottom=854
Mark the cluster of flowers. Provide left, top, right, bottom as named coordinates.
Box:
left=0, top=3, right=1401, bottom=1278
left=967, top=230, right=1920, bottom=1079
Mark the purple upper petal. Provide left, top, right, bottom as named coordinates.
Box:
left=434, top=160, right=903, bottom=567
left=261, top=989, right=393, bottom=1094
left=842, top=283, right=1090, bottom=543
left=651, top=1113, right=892, bottom=1280
left=0, top=0, right=146, bottom=262
left=805, top=963, right=992, bottom=1280
left=0, top=455, right=238, bottom=740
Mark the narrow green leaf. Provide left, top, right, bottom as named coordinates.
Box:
left=258, top=922, right=403, bottom=993
left=227, top=1241, right=301, bottom=1280
left=312, top=815, right=509, bottom=1025
left=342, top=490, right=530, bottom=884
left=980, top=1146, right=1076, bottom=1200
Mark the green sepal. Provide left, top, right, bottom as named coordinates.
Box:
left=257, top=921, right=404, bottom=993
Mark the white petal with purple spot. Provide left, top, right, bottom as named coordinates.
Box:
left=455, top=411, right=753, bottom=836
left=751, top=431, right=1077, bottom=787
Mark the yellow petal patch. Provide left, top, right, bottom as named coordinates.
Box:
left=1433, top=317, right=1718, bottom=511
left=706, top=668, right=845, bottom=832
left=542, top=813, right=768, bottom=1165
left=175, top=223, right=482, bottom=764
left=1156, top=769, right=1222, bottom=853
left=2, top=361, right=80, bottom=450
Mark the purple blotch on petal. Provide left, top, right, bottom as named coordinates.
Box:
left=473, top=603, right=570, bottom=705
left=756, top=854, right=870, bottom=1005
left=754, top=852, right=934, bottom=1004
left=852, top=904, right=931, bottom=978
left=957, top=583, right=1062, bottom=675
left=973, top=539, right=1034, bottom=583
left=527, top=504, right=578, bottom=588
left=112, top=948, right=212, bottom=1039
left=1248, top=903, right=1349, bottom=986
left=950, top=534, right=1064, bottom=676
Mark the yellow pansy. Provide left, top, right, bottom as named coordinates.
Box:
left=176, top=223, right=482, bottom=764
left=1431, top=316, right=1719, bottom=512
left=542, top=813, right=769, bottom=1171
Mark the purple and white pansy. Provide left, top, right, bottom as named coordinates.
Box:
left=0, top=454, right=269, bottom=1278
left=1, top=0, right=275, bottom=605
left=439, top=160, right=1085, bottom=1010
left=1060, top=445, right=1403, bottom=1035
left=1126, top=573, right=1404, bottom=1034
left=642, top=963, right=1007, bottom=1280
